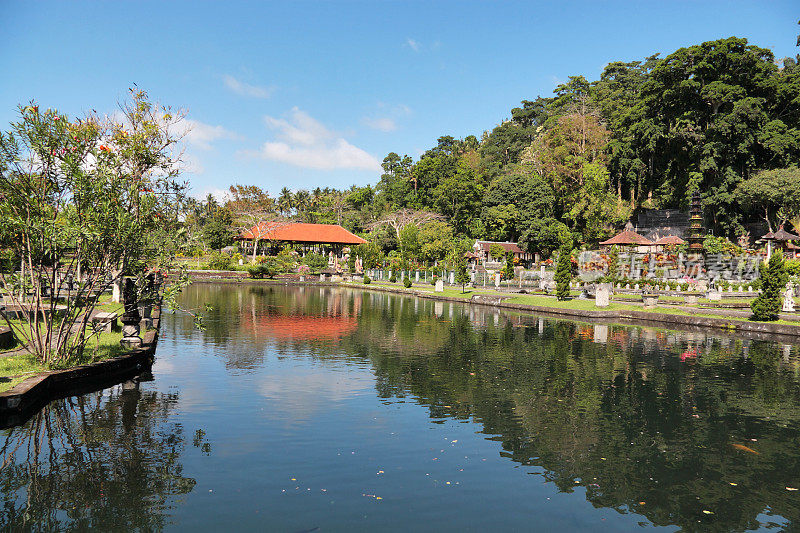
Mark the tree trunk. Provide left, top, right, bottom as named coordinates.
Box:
left=251, top=238, right=259, bottom=262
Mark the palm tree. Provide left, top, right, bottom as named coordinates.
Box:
left=278, top=187, right=293, bottom=217
left=294, top=189, right=311, bottom=221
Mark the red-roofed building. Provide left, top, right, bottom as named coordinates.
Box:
left=473, top=240, right=533, bottom=265
left=237, top=221, right=366, bottom=258
left=599, top=230, right=656, bottom=252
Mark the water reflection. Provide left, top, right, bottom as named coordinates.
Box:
left=3, top=284, right=800, bottom=531
left=0, top=381, right=207, bottom=530
left=179, top=285, right=800, bottom=530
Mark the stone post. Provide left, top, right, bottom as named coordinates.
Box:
left=595, top=283, right=610, bottom=308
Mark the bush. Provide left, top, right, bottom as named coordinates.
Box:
left=363, top=275, right=371, bottom=284
left=302, top=252, right=329, bottom=273
left=751, top=253, right=788, bottom=321
left=555, top=244, right=572, bottom=301
left=207, top=251, right=233, bottom=271
left=785, top=259, right=800, bottom=277
left=403, top=277, right=412, bottom=288
left=247, top=256, right=284, bottom=279
left=430, top=276, right=437, bottom=286
left=389, top=274, right=397, bottom=283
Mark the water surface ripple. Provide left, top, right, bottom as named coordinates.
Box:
left=2, top=285, right=799, bottom=531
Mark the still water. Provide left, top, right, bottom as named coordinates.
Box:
left=2, top=284, right=800, bottom=531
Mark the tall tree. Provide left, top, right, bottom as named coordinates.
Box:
left=736, top=167, right=800, bottom=232
left=227, top=184, right=277, bottom=261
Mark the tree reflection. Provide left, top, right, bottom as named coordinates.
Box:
left=0, top=382, right=205, bottom=530
left=169, top=284, right=800, bottom=530
left=339, top=295, right=800, bottom=531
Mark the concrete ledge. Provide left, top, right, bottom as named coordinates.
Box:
left=0, top=303, right=162, bottom=428
left=343, top=283, right=800, bottom=340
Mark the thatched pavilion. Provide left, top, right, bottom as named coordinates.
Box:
left=599, top=229, right=656, bottom=253
left=760, top=225, right=800, bottom=259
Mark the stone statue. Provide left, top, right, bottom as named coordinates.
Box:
left=782, top=283, right=795, bottom=313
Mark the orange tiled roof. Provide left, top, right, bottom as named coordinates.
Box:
left=476, top=241, right=524, bottom=254
left=600, top=230, right=655, bottom=246
left=238, top=222, right=367, bottom=245
left=655, top=235, right=685, bottom=245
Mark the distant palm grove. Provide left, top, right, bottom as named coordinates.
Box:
left=190, top=36, right=800, bottom=259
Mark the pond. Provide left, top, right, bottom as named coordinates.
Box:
left=2, top=284, right=800, bottom=531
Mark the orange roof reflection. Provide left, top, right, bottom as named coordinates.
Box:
left=245, top=315, right=358, bottom=340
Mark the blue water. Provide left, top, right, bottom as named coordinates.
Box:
left=1, top=284, right=798, bottom=531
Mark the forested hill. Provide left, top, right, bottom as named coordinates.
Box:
left=202, top=36, right=800, bottom=258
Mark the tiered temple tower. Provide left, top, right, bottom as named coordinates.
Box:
left=687, top=190, right=704, bottom=259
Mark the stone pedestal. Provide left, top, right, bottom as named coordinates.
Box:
left=707, top=290, right=722, bottom=301
left=415, top=271, right=420, bottom=282
left=642, top=295, right=658, bottom=309
left=435, top=279, right=444, bottom=292
left=494, top=273, right=501, bottom=288
left=595, top=284, right=610, bottom=307
left=449, top=272, right=455, bottom=285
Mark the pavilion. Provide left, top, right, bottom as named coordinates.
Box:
left=654, top=235, right=685, bottom=251
left=473, top=241, right=533, bottom=265
left=760, top=225, right=800, bottom=259
left=599, top=229, right=656, bottom=252
left=237, top=222, right=367, bottom=258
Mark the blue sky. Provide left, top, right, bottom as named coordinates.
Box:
left=0, top=1, right=797, bottom=200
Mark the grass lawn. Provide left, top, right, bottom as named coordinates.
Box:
left=347, top=280, right=800, bottom=329
left=0, top=329, right=125, bottom=393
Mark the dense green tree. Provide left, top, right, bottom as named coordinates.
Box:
left=519, top=217, right=572, bottom=259
left=433, top=158, right=483, bottom=236
left=751, top=252, right=788, bottom=321
left=201, top=206, right=233, bottom=251
left=555, top=243, right=573, bottom=300
left=417, top=221, right=455, bottom=264
left=735, top=167, right=800, bottom=231
left=504, top=251, right=515, bottom=281
left=639, top=37, right=800, bottom=233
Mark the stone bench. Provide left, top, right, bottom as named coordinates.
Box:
left=91, top=312, right=118, bottom=333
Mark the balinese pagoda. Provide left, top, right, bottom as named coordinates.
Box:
left=687, top=190, right=704, bottom=258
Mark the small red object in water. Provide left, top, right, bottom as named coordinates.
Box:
left=680, top=350, right=697, bottom=362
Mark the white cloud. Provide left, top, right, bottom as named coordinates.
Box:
left=223, top=74, right=273, bottom=98
left=181, top=152, right=205, bottom=174
left=192, top=187, right=229, bottom=202
left=362, top=117, right=397, bottom=132
left=183, top=119, right=239, bottom=150
left=406, top=38, right=421, bottom=52
left=252, top=107, right=380, bottom=171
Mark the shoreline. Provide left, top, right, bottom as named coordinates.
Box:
left=185, top=270, right=800, bottom=340
left=343, top=282, right=800, bottom=342
left=0, top=305, right=162, bottom=428
left=4, top=272, right=794, bottom=427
